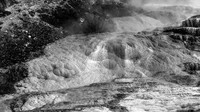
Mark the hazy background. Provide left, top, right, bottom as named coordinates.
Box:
left=129, top=0, right=200, bottom=8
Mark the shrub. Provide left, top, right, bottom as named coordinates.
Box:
left=0, top=16, right=62, bottom=68
left=0, top=63, right=28, bottom=95
left=36, top=0, right=91, bottom=26
left=6, top=63, right=28, bottom=83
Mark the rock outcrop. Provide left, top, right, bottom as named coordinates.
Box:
left=163, top=16, right=200, bottom=52
left=182, top=15, right=200, bottom=27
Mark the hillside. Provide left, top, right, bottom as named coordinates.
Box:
left=0, top=0, right=200, bottom=112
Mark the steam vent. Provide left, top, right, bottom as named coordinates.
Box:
left=1, top=0, right=200, bottom=112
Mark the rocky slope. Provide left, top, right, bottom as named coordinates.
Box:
left=2, top=26, right=200, bottom=112
left=1, top=0, right=200, bottom=112
left=11, top=29, right=200, bottom=94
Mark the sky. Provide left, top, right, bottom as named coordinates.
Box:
left=190, top=0, right=200, bottom=8
left=128, top=0, right=200, bottom=8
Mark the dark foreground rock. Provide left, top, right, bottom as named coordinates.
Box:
left=1, top=78, right=200, bottom=112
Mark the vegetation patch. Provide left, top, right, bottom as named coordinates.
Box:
left=35, top=0, right=91, bottom=27
left=0, top=16, right=62, bottom=68
left=0, top=63, right=28, bottom=95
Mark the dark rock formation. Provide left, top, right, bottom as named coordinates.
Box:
left=164, top=27, right=200, bottom=36
left=169, top=33, right=198, bottom=43
left=181, top=62, right=200, bottom=74
left=163, top=16, right=200, bottom=51
left=182, top=17, right=200, bottom=27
